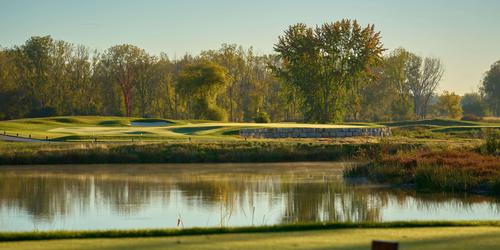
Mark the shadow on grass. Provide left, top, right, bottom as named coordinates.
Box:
left=125, top=131, right=155, bottom=135
left=170, top=126, right=224, bottom=135
left=97, top=120, right=128, bottom=126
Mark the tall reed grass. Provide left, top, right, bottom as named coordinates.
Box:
left=345, top=149, right=500, bottom=195
left=0, top=141, right=414, bottom=165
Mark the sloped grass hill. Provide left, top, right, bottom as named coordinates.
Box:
left=0, top=116, right=374, bottom=142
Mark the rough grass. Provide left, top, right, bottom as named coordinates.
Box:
left=1, top=224, right=500, bottom=250
left=345, top=149, right=500, bottom=195
left=0, top=140, right=415, bottom=165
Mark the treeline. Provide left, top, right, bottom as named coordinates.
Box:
left=0, top=19, right=499, bottom=122
left=0, top=39, right=294, bottom=122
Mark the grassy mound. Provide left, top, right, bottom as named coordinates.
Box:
left=0, top=116, right=374, bottom=141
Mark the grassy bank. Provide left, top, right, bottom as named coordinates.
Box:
left=0, top=221, right=498, bottom=242
left=0, top=140, right=416, bottom=165
left=345, top=149, right=500, bottom=195
left=1, top=225, right=500, bottom=250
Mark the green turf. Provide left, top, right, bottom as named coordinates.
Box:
left=0, top=116, right=374, bottom=142
left=1, top=226, right=499, bottom=250
left=0, top=116, right=498, bottom=142
left=0, top=221, right=498, bottom=242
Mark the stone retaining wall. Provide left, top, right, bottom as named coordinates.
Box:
left=240, top=127, right=391, bottom=138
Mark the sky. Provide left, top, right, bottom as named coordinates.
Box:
left=1, top=0, right=499, bottom=94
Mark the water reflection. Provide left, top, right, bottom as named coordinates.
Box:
left=0, top=163, right=498, bottom=231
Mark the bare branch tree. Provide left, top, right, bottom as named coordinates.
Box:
left=407, top=55, right=444, bottom=119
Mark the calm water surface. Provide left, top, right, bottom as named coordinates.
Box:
left=0, top=162, right=499, bottom=231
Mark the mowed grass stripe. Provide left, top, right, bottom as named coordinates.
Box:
left=2, top=227, right=500, bottom=250
left=1, top=221, right=499, bottom=242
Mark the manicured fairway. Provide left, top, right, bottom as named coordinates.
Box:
left=1, top=227, right=499, bottom=250
left=0, top=116, right=498, bottom=142
left=0, top=116, right=373, bottom=142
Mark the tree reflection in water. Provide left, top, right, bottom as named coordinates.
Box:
left=0, top=163, right=498, bottom=231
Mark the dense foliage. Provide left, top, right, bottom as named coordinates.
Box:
left=273, top=20, right=384, bottom=123
left=461, top=93, right=487, bottom=117
left=481, top=60, right=500, bottom=116
left=0, top=19, right=497, bottom=122
left=177, top=61, right=229, bottom=121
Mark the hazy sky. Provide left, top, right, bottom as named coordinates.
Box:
left=1, top=0, right=499, bottom=94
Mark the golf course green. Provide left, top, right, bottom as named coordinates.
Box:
left=0, top=116, right=378, bottom=142
left=0, top=116, right=498, bottom=142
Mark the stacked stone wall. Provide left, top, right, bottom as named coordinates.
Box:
left=240, top=127, right=391, bottom=138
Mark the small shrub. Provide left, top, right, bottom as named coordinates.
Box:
left=254, top=111, right=271, bottom=123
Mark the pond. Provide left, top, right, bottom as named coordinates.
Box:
left=0, top=162, right=498, bottom=231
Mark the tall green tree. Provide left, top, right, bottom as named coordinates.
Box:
left=98, top=44, right=148, bottom=117
left=357, top=48, right=415, bottom=121
left=273, top=19, right=384, bottom=123
left=150, top=54, right=176, bottom=118
left=264, top=54, right=301, bottom=122
left=0, top=48, right=33, bottom=119
left=201, top=44, right=246, bottom=121
left=11, top=36, right=56, bottom=116
left=7, top=36, right=97, bottom=117
left=480, top=60, right=500, bottom=116
left=177, top=61, right=229, bottom=121
left=461, top=93, right=487, bottom=117
left=66, top=46, right=99, bottom=115
left=436, top=91, right=462, bottom=119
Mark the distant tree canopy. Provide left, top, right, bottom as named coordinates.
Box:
left=2, top=20, right=487, bottom=123
left=358, top=48, right=414, bottom=121
left=273, top=19, right=384, bottom=123
left=406, top=55, right=444, bottom=119
left=481, top=60, right=500, bottom=116
left=178, top=61, right=229, bottom=121
left=436, top=91, right=462, bottom=119
left=358, top=48, right=446, bottom=121
left=0, top=37, right=284, bottom=122
left=98, top=44, right=150, bottom=117
left=461, top=93, right=487, bottom=117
